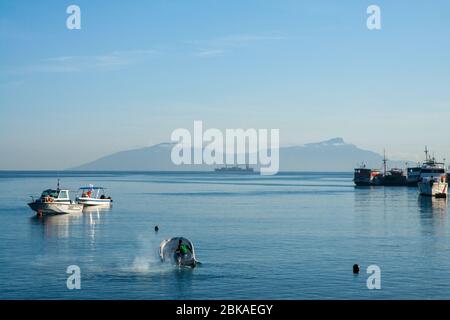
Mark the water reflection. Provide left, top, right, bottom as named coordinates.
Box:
left=82, top=206, right=111, bottom=245
left=30, top=211, right=83, bottom=238
left=30, top=206, right=111, bottom=239
left=418, top=196, right=448, bottom=235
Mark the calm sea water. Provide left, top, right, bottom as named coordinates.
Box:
left=0, top=171, right=449, bottom=300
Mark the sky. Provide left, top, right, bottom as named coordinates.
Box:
left=1, top=0, right=450, bottom=169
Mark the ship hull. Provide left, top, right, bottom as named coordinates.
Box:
left=407, top=181, right=419, bottom=187
left=28, top=202, right=84, bottom=215
left=418, top=182, right=448, bottom=197
left=381, top=178, right=407, bottom=187
left=354, top=180, right=372, bottom=186
left=77, top=197, right=112, bottom=206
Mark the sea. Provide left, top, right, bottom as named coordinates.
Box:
left=0, top=171, right=449, bottom=299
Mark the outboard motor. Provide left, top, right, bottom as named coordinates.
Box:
left=159, top=237, right=199, bottom=268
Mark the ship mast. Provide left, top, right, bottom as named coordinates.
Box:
left=383, top=149, right=387, bottom=175
left=424, top=146, right=429, bottom=161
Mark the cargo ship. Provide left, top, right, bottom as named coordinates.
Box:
left=353, top=151, right=407, bottom=186
left=214, top=164, right=255, bottom=173
left=353, top=163, right=381, bottom=186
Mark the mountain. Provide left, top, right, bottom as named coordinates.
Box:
left=70, top=138, right=409, bottom=172
left=279, top=138, right=407, bottom=171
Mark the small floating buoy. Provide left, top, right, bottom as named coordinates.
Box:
left=154, top=225, right=159, bottom=232
left=353, top=264, right=360, bottom=274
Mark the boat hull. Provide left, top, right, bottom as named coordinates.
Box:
left=28, top=202, right=84, bottom=215
left=407, top=181, right=419, bottom=187
left=418, top=181, right=448, bottom=197
left=354, top=181, right=372, bottom=186
left=77, top=197, right=112, bottom=206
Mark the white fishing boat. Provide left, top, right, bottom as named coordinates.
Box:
left=418, top=148, right=448, bottom=198
left=76, top=185, right=112, bottom=207
left=28, top=181, right=83, bottom=215
left=76, top=186, right=112, bottom=206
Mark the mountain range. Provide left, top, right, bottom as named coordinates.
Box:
left=70, top=138, right=411, bottom=172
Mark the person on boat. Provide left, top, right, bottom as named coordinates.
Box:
left=175, top=239, right=191, bottom=264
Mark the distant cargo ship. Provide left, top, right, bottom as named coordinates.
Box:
left=353, top=151, right=407, bottom=186
left=382, top=168, right=407, bottom=186
left=354, top=147, right=449, bottom=188
left=417, top=148, right=448, bottom=197
left=353, top=163, right=381, bottom=186
left=407, top=147, right=448, bottom=188
left=214, top=164, right=254, bottom=173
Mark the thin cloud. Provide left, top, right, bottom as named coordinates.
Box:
left=17, top=49, right=157, bottom=74
left=194, top=49, right=225, bottom=58
left=209, top=34, right=287, bottom=46
left=189, top=33, right=287, bottom=58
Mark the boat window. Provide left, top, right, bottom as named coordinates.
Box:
left=59, top=190, right=69, bottom=199
left=421, top=169, right=445, bottom=174
left=41, top=189, right=58, bottom=197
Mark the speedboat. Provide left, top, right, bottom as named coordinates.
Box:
left=418, top=148, right=448, bottom=198
left=159, top=237, right=199, bottom=268
left=76, top=186, right=112, bottom=206
left=28, top=182, right=83, bottom=215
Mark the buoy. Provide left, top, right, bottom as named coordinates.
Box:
left=155, top=225, right=159, bottom=232
left=353, top=264, right=360, bottom=274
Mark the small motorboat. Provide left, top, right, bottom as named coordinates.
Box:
left=28, top=182, right=83, bottom=215
left=159, top=237, right=199, bottom=268
left=76, top=186, right=112, bottom=206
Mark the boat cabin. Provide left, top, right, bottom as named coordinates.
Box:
left=78, top=187, right=108, bottom=199
left=39, top=189, right=70, bottom=202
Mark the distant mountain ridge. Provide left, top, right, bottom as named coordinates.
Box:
left=70, top=138, right=410, bottom=172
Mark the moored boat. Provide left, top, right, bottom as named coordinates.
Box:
left=382, top=168, right=407, bottom=186
left=353, top=163, right=381, bottom=186
left=28, top=181, right=83, bottom=215
left=407, top=166, right=422, bottom=186
left=214, top=164, right=254, bottom=173
left=76, top=186, right=112, bottom=206
left=418, top=148, right=448, bottom=198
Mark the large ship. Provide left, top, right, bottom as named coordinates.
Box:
left=407, top=165, right=422, bottom=186
left=379, top=153, right=407, bottom=186
left=382, top=168, right=407, bottom=186
left=418, top=148, right=448, bottom=198
left=353, top=163, right=381, bottom=186
left=353, top=151, right=407, bottom=186
left=214, top=164, right=255, bottom=173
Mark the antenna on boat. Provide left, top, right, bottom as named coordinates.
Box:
left=57, top=179, right=60, bottom=192
left=383, top=149, right=387, bottom=175
left=424, top=146, right=429, bottom=161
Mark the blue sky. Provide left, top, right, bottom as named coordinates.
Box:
left=1, top=0, right=450, bottom=169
